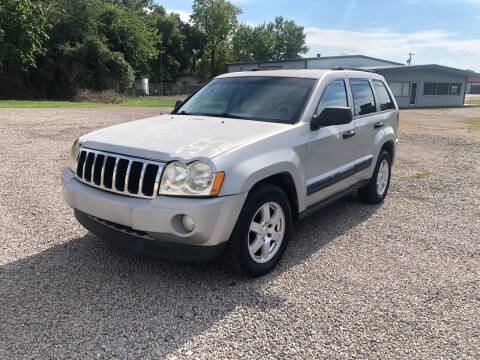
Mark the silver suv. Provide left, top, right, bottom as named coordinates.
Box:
left=62, top=69, right=399, bottom=277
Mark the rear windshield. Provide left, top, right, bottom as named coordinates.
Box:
left=174, top=76, right=317, bottom=124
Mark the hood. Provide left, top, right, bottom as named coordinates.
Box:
left=80, top=114, right=289, bottom=162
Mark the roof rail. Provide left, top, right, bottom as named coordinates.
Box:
left=331, top=66, right=376, bottom=73
left=249, top=67, right=281, bottom=71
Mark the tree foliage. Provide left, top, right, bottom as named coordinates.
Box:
left=0, top=0, right=309, bottom=99
left=232, top=17, right=308, bottom=63
left=191, top=0, right=241, bottom=77
left=0, top=0, right=48, bottom=68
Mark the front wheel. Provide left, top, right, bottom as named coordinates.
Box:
left=358, top=150, right=392, bottom=204
left=225, top=184, right=292, bottom=277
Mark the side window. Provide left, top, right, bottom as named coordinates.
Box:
left=373, top=80, right=395, bottom=111
left=315, top=80, right=348, bottom=115
left=449, top=83, right=461, bottom=95
left=350, top=79, right=377, bottom=116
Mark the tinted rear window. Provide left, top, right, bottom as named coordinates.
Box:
left=350, top=79, right=377, bottom=116
left=373, top=80, right=395, bottom=111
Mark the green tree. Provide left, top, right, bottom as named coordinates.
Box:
left=268, top=17, right=308, bottom=61
left=62, top=37, right=135, bottom=92
left=231, top=17, right=308, bottom=63
left=232, top=23, right=275, bottom=62
left=98, top=3, right=159, bottom=77
left=0, top=0, right=48, bottom=68
left=148, top=6, right=185, bottom=83
left=105, top=0, right=153, bottom=12
left=178, top=20, right=207, bottom=75
left=191, top=0, right=241, bottom=77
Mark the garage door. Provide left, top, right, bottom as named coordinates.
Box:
left=471, top=84, right=480, bottom=94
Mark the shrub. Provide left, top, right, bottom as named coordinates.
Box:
left=73, top=89, right=124, bottom=103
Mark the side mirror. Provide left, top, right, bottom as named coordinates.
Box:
left=310, top=107, right=353, bottom=131
left=175, top=100, right=183, bottom=108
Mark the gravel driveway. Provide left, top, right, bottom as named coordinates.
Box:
left=1, top=106, right=479, bottom=359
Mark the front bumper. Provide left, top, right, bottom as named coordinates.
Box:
left=62, top=168, right=247, bottom=251
left=74, top=210, right=226, bottom=261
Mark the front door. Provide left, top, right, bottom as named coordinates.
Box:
left=410, top=82, right=418, bottom=106
left=306, top=78, right=357, bottom=207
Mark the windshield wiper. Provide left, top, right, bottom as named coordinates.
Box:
left=189, top=112, right=252, bottom=120
left=174, top=111, right=255, bottom=120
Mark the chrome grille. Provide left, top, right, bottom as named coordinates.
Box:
left=75, top=148, right=164, bottom=199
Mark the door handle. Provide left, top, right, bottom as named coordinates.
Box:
left=342, top=130, right=356, bottom=139
left=374, top=122, right=384, bottom=129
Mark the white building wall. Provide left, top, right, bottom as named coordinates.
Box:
left=378, top=69, right=467, bottom=108
left=227, top=56, right=401, bottom=73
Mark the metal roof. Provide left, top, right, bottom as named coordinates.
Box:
left=217, top=68, right=386, bottom=80
left=374, top=64, right=471, bottom=77
left=227, top=55, right=404, bottom=67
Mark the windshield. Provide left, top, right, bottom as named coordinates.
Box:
left=175, top=76, right=317, bottom=124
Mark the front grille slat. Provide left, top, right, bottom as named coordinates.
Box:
left=127, top=161, right=143, bottom=194
left=124, top=160, right=133, bottom=194
left=84, top=153, right=95, bottom=182
left=142, top=164, right=159, bottom=196
left=112, top=158, right=120, bottom=190
left=115, top=159, right=129, bottom=192
left=77, top=151, right=87, bottom=178
left=138, top=163, right=147, bottom=195
left=93, top=154, right=105, bottom=186
left=74, top=148, right=164, bottom=199
left=103, top=157, right=116, bottom=189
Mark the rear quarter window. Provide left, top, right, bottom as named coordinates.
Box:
left=373, top=80, right=395, bottom=111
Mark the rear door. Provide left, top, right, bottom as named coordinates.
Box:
left=305, top=77, right=358, bottom=207
left=351, top=78, right=396, bottom=182
left=348, top=78, right=383, bottom=182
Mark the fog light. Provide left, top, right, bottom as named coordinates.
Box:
left=182, top=215, right=195, bottom=232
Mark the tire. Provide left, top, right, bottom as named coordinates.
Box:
left=224, top=183, right=293, bottom=277
left=358, top=150, right=392, bottom=204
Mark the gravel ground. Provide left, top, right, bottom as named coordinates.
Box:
left=1, top=106, right=479, bottom=359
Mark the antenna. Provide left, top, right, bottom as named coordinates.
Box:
left=406, top=52, right=414, bottom=66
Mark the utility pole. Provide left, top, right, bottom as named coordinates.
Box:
left=160, top=42, right=163, bottom=98
left=406, top=52, right=414, bottom=66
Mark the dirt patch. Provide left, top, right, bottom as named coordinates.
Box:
left=0, top=106, right=479, bottom=359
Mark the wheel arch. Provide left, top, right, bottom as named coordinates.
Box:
left=250, top=172, right=300, bottom=222
left=380, top=140, right=395, bottom=163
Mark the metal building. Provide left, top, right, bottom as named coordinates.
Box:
left=227, top=55, right=470, bottom=108
left=375, top=65, right=469, bottom=108
left=467, top=77, right=480, bottom=94
left=227, top=55, right=403, bottom=72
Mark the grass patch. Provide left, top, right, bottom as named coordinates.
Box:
left=465, top=100, right=480, bottom=105
left=399, top=171, right=431, bottom=180
left=120, top=97, right=177, bottom=107
left=0, top=96, right=177, bottom=108
left=468, top=118, right=480, bottom=128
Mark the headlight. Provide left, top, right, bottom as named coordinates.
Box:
left=161, top=161, right=188, bottom=190
left=159, top=160, right=224, bottom=197
left=69, top=138, right=81, bottom=173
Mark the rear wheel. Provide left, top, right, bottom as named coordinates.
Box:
left=225, top=184, right=292, bottom=277
left=358, top=150, right=392, bottom=204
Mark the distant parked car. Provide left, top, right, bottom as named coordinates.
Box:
left=62, top=69, right=399, bottom=277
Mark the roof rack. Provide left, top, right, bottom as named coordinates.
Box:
left=249, top=67, right=281, bottom=71
left=331, top=66, right=376, bottom=73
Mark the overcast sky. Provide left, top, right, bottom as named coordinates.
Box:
left=158, top=0, right=480, bottom=72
